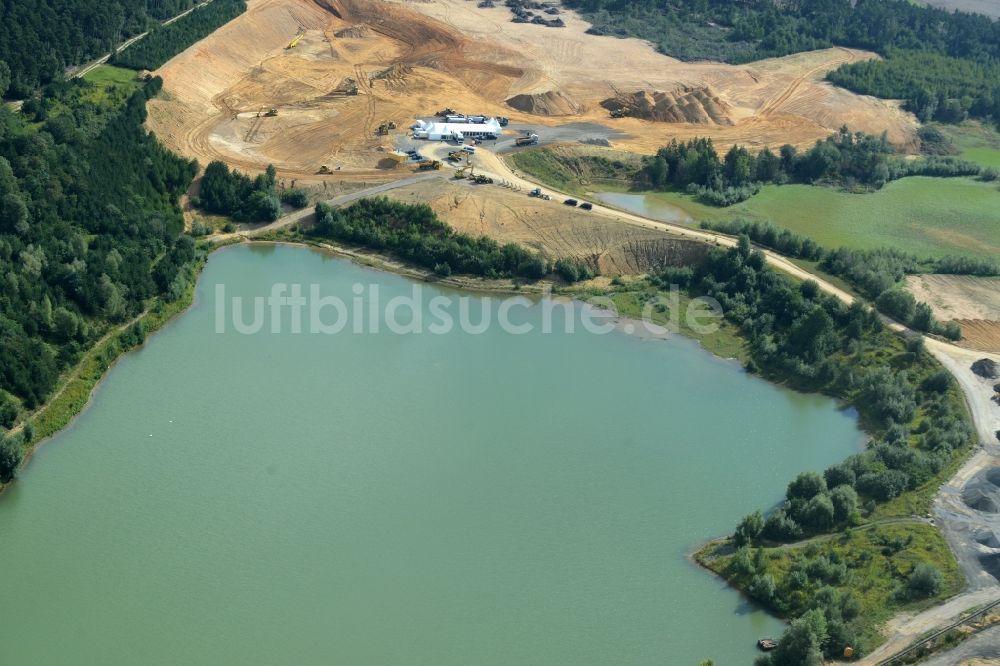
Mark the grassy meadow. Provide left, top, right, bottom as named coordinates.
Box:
left=597, top=178, right=1000, bottom=260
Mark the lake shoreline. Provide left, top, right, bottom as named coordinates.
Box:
left=1, top=235, right=715, bottom=491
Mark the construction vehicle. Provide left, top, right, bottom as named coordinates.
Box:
left=286, top=28, right=305, bottom=49
left=318, top=165, right=332, bottom=174
left=436, top=107, right=458, bottom=117
left=264, top=108, right=278, bottom=117
left=515, top=134, right=539, bottom=147
left=447, top=150, right=466, bottom=162
left=375, top=120, right=398, bottom=135
left=610, top=108, right=628, bottom=119
left=529, top=187, right=542, bottom=197
left=471, top=174, right=493, bottom=184
left=454, top=156, right=474, bottom=178
left=417, top=160, right=442, bottom=171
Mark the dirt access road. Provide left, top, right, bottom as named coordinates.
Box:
left=216, top=147, right=1000, bottom=662
left=68, top=0, right=219, bottom=79
left=451, top=147, right=1000, bottom=663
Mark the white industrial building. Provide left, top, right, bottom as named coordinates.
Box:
left=412, top=117, right=503, bottom=141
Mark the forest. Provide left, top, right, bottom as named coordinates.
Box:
left=0, top=74, right=197, bottom=435
left=699, top=219, right=995, bottom=338
left=675, top=239, right=974, bottom=663
left=641, top=130, right=983, bottom=205
left=562, top=0, right=1000, bottom=126
left=828, top=51, right=1000, bottom=128
left=195, top=160, right=281, bottom=222
left=310, top=198, right=549, bottom=280
left=0, top=0, right=196, bottom=97
left=114, top=0, right=247, bottom=71
left=562, top=0, right=1000, bottom=63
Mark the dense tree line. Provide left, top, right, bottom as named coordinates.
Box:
left=674, top=238, right=973, bottom=443
left=699, top=219, right=996, bottom=338
left=310, top=197, right=549, bottom=280
left=564, top=0, right=1000, bottom=128
left=828, top=51, right=1000, bottom=128
left=562, top=0, right=1000, bottom=64
left=194, top=160, right=280, bottom=222
left=0, top=0, right=196, bottom=96
left=114, top=0, right=247, bottom=71
left=642, top=130, right=983, bottom=205
left=680, top=239, right=972, bottom=662
left=0, top=76, right=197, bottom=422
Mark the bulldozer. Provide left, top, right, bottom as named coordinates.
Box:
left=318, top=165, right=332, bottom=175
left=375, top=120, right=398, bottom=136
left=417, top=160, right=442, bottom=171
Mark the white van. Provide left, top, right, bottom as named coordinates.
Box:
left=462, top=145, right=476, bottom=154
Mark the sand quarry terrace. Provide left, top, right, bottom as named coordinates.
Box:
left=146, top=0, right=918, bottom=181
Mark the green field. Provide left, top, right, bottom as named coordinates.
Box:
left=81, top=64, right=142, bottom=89
left=55, top=65, right=143, bottom=114
left=937, top=120, right=1000, bottom=169
left=604, top=178, right=1000, bottom=260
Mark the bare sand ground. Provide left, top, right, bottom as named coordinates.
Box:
left=907, top=275, right=1000, bottom=353
left=147, top=0, right=917, bottom=182
left=377, top=177, right=706, bottom=274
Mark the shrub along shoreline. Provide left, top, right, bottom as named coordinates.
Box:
left=0, top=193, right=977, bottom=665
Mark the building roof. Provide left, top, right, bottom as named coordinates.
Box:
left=415, top=118, right=503, bottom=136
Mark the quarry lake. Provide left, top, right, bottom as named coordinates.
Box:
left=593, top=191, right=694, bottom=225
left=0, top=244, right=864, bottom=665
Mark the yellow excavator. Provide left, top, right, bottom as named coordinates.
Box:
left=453, top=153, right=474, bottom=178
left=286, top=28, right=305, bottom=49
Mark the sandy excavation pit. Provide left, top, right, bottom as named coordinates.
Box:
left=146, top=0, right=918, bottom=181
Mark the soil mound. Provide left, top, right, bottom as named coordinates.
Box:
left=975, top=530, right=1000, bottom=549
left=601, top=86, right=733, bottom=125
left=986, top=467, right=1000, bottom=488
left=506, top=90, right=580, bottom=116
left=963, top=486, right=1000, bottom=513
left=334, top=24, right=370, bottom=38
left=980, top=553, right=1000, bottom=581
